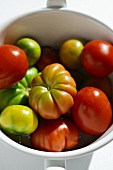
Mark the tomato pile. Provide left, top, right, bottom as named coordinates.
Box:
left=0, top=37, right=113, bottom=152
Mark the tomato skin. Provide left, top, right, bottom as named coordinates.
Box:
left=29, top=63, right=77, bottom=119
left=0, top=105, right=38, bottom=135
left=16, top=38, right=41, bottom=66
left=72, top=87, right=112, bottom=135
left=0, top=44, right=28, bottom=89
left=30, top=118, right=80, bottom=152
left=35, top=47, right=59, bottom=71
left=81, top=40, right=113, bottom=78
left=59, top=39, right=84, bottom=69
left=0, top=67, right=38, bottom=112
left=20, top=67, right=39, bottom=88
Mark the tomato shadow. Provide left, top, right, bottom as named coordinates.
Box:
left=65, top=130, right=100, bottom=170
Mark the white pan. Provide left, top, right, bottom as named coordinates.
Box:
left=0, top=0, right=113, bottom=170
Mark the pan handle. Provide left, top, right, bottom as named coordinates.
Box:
left=46, top=167, right=66, bottom=170
left=45, top=160, right=66, bottom=170
left=47, top=0, right=67, bottom=8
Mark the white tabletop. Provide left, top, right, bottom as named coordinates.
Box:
left=0, top=1, right=113, bottom=170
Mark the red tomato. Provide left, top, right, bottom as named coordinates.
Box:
left=30, top=118, right=80, bottom=152
left=0, top=44, right=28, bottom=89
left=35, top=47, right=59, bottom=71
left=72, top=87, right=112, bottom=135
left=81, top=40, right=113, bottom=78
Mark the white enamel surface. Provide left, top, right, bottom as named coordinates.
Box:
left=1, top=10, right=113, bottom=46
left=0, top=9, right=113, bottom=159
left=46, top=168, right=66, bottom=170
left=0, top=1, right=113, bottom=170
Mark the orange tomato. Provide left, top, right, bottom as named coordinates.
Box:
left=30, top=118, right=80, bottom=152
left=29, top=63, right=77, bottom=119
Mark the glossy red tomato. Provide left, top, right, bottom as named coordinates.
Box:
left=0, top=44, right=28, bottom=89
left=72, top=87, right=112, bottom=135
left=30, top=118, right=80, bottom=152
left=81, top=40, right=113, bottom=78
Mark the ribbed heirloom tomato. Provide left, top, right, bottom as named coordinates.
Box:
left=72, top=87, right=112, bottom=135
left=81, top=40, right=113, bottom=78
left=0, top=44, right=28, bottom=89
left=29, top=63, right=77, bottom=119
left=30, top=118, right=80, bottom=152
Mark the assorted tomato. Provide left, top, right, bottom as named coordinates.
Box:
left=0, top=67, right=38, bottom=112
left=59, top=39, right=83, bottom=69
left=0, top=44, right=28, bottom=89
left=0, top=36, right=113, bottom=152
left=81, top=40, right=113, bottom=78
left=31, top=118, right=80, bottom=152
left=16, top=38, right=41, bottom=66
left=72, top=87, right=112, bottom=135
left=0, top=105, right=38, bottom=135
left=29, top=63, right=77, bottom=119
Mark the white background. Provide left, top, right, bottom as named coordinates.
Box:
left=0, top=0, right=113, bottom=170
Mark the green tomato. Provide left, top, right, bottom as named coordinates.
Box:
left=20, top=67, right=39, bottom=87
left=0, top=67, right=38, bottom=112
left=16, top=38, right=41, bottom=66
left=59, top=39, right=84, bottom=69
left=0, top=105, right=38, bottom=135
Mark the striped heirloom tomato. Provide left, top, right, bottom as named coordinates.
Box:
left=29, top=63, right=77, bottom=119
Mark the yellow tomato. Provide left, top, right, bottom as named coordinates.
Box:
left=59, top=39, right=84, bottom=69
left=0, top=105, right=38, bottom=135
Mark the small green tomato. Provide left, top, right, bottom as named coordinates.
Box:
left=59, top=39, right=84, bottom=69
left=16, top=38, right=41, bottom=66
